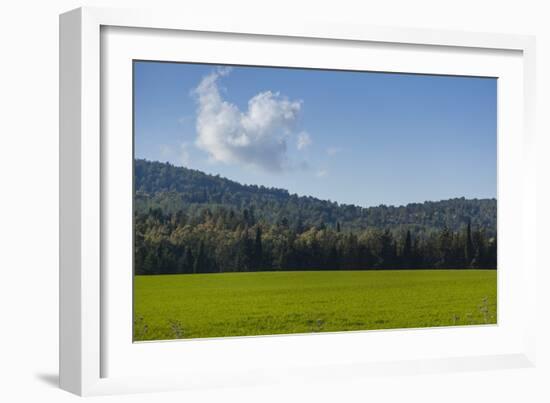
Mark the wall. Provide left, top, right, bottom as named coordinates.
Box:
left=0, top=1, right=548, bottom=402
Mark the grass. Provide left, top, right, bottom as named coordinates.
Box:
left=133, top=269, right=497, bottom=341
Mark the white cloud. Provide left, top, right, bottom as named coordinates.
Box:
left=326, top=147, right=342, bottom=156
left=297, top=131, right=312, bottom=150
left=193, top=68, right=303, bottom=172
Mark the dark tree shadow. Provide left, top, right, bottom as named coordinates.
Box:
left=35, top=373, right=59, bottom=388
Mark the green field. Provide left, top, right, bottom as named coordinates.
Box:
left=133, top=270, right=496, bottom=341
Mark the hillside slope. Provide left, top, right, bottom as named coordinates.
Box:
left=134, top=159, right=496, bottom=236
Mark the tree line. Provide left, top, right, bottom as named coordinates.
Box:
left=135, top=206, right=496, bottom=275
left=135, top=159, right=497, bottom=238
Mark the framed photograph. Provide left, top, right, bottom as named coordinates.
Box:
left=60, top=7, right=537, bottom=396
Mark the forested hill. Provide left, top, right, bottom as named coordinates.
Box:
left=134, top=159, right=496, bottom=237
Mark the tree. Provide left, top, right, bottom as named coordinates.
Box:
left=377, top=230, right=395, bottom=268
left=253, top=226, right=263, bottom=270
left=237, top=230, right=254, bottom=271
left=193, top=241, right=206, bottom=274
left=135, top=159, right=496, bottom=240
left=132, top=165, right=497, bottom=274
left=402, top=230, right=413, bottom=267
left=143, top=249, right=159, bottom=275
left=438, top=226, right=453, bottom=267
left=472, top=229, right=487, bottom=268
left=464, top=220, right=473, bottom=266
left=486, top=237, right=497, bottom=269
left=328, top=245, right=340, bottom=269
left=182, top=247, right=194, bottom=274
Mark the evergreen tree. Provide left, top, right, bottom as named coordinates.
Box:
left=193, top=241, right=206, bottom=274
left=237, top=230, right=254, bottom=271
left=465, top=220, right=473, bottom=266
left=378, top=230, right=395, bottom=268
left=402, top=230, right=413, bottom=267
left=254, top=226, right=263, bottom=270
left=472, top=229, right=487, bottom=268
left=143, top=249, right=159, bottom=275
left=182, top=247, right=194, bottom=274
left=487, top=237, right=497, bottom=268
left=132, top=160, right=497, bottom=274
left=438, top=226, right=453, bottom=267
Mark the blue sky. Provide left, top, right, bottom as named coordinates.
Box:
left=134, top=61, right=496, bottom=207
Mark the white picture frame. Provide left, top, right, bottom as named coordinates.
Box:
left=59, top=6, right=537, bottom=396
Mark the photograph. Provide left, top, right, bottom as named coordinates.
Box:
left=132, top=61, right=497, bottom=341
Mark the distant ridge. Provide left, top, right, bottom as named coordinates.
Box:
left=134, top=159, right=496, bottom=236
